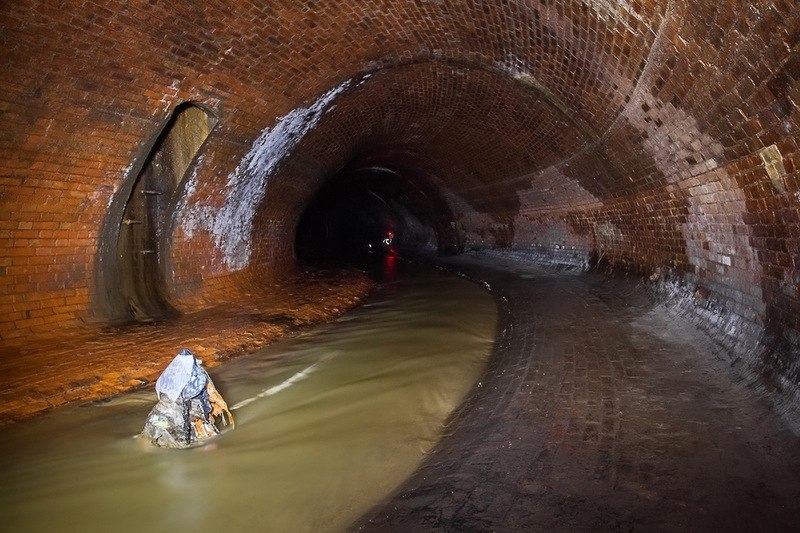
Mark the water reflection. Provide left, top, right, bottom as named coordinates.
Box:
left=382, top=252, right=398, bottom=283
left=0, top=265, right=497, bottom=532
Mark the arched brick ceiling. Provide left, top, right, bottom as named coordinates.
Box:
left=263, top=62, right=590, bottom=210
left=0, top=0, right=798, bottom=341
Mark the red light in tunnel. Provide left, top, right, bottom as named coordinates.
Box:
left=383, top=251, right=397, bottom=281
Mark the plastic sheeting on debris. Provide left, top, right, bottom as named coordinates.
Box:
left=141, top=349, right=233, bottom=448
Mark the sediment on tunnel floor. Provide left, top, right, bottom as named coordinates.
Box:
left=358, top=256, right=800, bottom=532
left=1, top=3, right=799, bottom=529
left=0, top=269, right=373, bottom=427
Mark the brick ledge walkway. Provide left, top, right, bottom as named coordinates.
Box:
left=359, top=260, right=800, bottom=532
left=0, top=270, right=373, bottom=427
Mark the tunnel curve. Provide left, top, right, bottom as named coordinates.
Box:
left=1, top=0, right=799, bottom=435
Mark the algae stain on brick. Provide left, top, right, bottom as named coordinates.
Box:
left=180, top=80, right=354, bottom=270
left=760, top=144, right=788, bottom=195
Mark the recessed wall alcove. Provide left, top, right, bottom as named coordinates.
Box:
left=96, top=103, right=216, bottom=323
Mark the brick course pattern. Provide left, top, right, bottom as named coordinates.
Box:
left=0, top=269, right=372, bottom=425
left=0, top=2, right=798, bottom=405
left=360, top=258, right=800, bottom=531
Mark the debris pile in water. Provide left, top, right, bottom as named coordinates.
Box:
left=141, top=348, right=234, bottom=448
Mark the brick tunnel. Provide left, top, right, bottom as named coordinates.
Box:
left=1, top=0, right=800, bottom=530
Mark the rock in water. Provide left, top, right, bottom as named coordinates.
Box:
left=141, top=394, right=220, bottom=449
left=141, top=348, right=233, bottom=448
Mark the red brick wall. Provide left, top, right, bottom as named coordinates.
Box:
left=1, top=0, right=798, bottom=354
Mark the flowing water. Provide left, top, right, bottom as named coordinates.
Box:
left=0, top=264, right=497, bottom=532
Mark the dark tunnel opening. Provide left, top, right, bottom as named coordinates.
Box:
left=295, top=167, right=401, bottom=271
left=295, top=158, right=457, bottom=274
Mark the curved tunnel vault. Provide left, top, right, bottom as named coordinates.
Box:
left=1, top=0, right=799, bottom=453
left=1, top=0, right=800, bottom=529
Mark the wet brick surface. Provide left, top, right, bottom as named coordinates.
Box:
left=359, top=261, right=800, bottom=532
left=0, top=270, right=372, bottom=426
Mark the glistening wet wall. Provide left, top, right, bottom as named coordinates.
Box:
left=1, top=2, right=798, bottom=398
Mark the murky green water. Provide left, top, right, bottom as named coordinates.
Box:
left=0, top=265, right=497, bottom=532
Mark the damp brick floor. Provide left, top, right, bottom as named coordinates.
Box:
left=358, top=259, right=800, bottom=532
left=2, top=259, right=798, bottom=531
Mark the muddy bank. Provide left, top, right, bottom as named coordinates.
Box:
left=0, top=269, right=374, bottom=427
